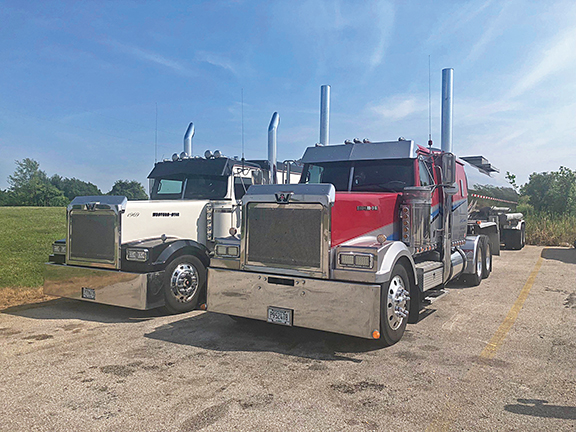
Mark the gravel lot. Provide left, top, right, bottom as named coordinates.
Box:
left=1, top=245, right=575, bottom=431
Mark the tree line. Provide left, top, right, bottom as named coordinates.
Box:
left=0, top=158, right=148, bottom=206
left=470, top=166, right=576, bottom=218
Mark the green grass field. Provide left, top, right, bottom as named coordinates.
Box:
left=0, top=207, right=66, bottom=288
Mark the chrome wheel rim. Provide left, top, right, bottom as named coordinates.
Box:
left=386, top=275, right=410, bottom=330
left=476, top=254, right=483, bottom=279
left=485, top=246, right=491, bottom=272
left=170, top=263, right=199, bottom=303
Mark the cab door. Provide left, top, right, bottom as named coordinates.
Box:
left=417, top=156, right=442, bottom=247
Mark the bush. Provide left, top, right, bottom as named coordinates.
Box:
left=525, top=212, right=576, bottom=246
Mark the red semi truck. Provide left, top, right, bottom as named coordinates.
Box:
left=206, top=69, right=496, bottom=345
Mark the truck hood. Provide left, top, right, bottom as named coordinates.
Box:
left=121, top=200, right=210, bottom=244
left=331, top=192, right=402, bottom=246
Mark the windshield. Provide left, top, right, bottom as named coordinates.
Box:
left=300, top=159, right=415, bottom=192
left=151, top=175, right=229, bottom=200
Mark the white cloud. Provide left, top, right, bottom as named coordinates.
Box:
left=371, top=96, right=426, bottom=121
left=508, top=27, right=576, bottom=99
left=103, top=40, right=195, bottom=76
left=195, top=51, right=237, bottom=74
left=465, top=2, right=511, bottom=63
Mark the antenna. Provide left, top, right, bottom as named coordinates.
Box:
left=155, top=102, right=158, bottom=162
left=428, top=55, right=433, bottom=148
left=241, top=88, right=245, bottom=166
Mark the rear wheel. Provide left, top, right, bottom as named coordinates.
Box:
left=482, top=240, right=492, bottom=279
left=380, top=265, right=411, bottom=346
left=466, top=243, right=483, bottom=286
left=162, top=255, right=206, bottom=314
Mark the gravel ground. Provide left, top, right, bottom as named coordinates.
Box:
left=1, top=245, right=575, bottom=431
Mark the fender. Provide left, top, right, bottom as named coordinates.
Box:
left=153, top=239, right=210, bottom=268
left=462, top=235, right=483, bottom=274
left=121, top=238, right=210, bottom=273
left=375, top=241, right=417, bottom=286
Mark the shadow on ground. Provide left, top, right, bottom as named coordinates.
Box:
left=541, top=247, right=576, bottom=265
left=1, top=298, right=166, bottom=324
left=505, top=399, right=576, bottom=420
left=144, top=311, right=401, bottom=361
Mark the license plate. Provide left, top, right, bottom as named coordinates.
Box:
left=267, top=306, right=293, bottom=326
left=82, top=287, right=96, bottom=300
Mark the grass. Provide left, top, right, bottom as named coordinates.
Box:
left=0, top=207, right=66, bottom=289
left=525, top=213, right=576, bottom=246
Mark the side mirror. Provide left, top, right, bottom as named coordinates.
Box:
left=442, top=153, right=456, bottom=185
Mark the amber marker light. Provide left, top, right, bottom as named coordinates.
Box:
left=372, top=330, right=381, bottom=339
left=200, top=303, right=207, bottom=310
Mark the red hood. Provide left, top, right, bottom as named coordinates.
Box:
left=331, top=192, right=402, bottom=246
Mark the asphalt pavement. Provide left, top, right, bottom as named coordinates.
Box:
left=1, top=245, right=575, bottom=431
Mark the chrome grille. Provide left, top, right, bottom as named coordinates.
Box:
left=244, top=203, right=324, bottom=272
left=68, top=209, right=119, bottom=268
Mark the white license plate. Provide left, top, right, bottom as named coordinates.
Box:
left=82, top=287, right=96, bottom=300
left=267, top=306, right=293, bottom=326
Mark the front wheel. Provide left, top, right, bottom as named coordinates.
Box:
left=380, top=265, right=411, bottom=346
left=162, top=255, right=206, bottom=314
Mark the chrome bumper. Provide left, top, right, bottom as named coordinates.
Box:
left=207, top=268, right=381, bottom=339
left=44, top=263, right=165, bottom=310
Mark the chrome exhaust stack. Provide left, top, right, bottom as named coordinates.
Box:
left=184, top=122, right=195, bottom=157
left=319, top=85, right=330, bottom=145
left=268, top=112, right=279, bottom=184
left=441, top=68, right=453, bottom=153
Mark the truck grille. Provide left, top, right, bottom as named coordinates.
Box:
left=244, top=203, right=323, bottom=270
left=68, top=210, right=118, bottom=267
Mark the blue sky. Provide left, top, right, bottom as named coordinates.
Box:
left=1, top=0, right=575, bottom=192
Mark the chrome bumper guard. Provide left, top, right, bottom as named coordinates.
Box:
left=207, top=268, right=381, bottom=339
left=44, top=263, right=165, bottom=310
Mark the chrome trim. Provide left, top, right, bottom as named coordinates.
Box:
left=320, top=85, right=330, bottom=145
left=462, top=235, right=481, bottom=274
left=44, top=263, right=165, bottom=310
left=333, top=241, right=417, bottom=286
left=241, top=202, right=331, bottom=279
left=183, top=122, right=195, bottom=156
left=207, top=268, right=381, bottom=339
left=66, top=207, right=122, bottom=270
left=243, top=183, right=336, bottom=208
left=126, top=248, right=149, bottom=262
left=268, top=112, right=279, bottom=184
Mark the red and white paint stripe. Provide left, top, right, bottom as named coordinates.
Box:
left=470, top=193, right=517, bottom=205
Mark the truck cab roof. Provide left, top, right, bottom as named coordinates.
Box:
left=148, top=157, right=261, bottom=179
left=301, top=140, right=415, bottom=164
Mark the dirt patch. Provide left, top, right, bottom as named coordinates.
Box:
left=0, top=287, right=55, bottom=310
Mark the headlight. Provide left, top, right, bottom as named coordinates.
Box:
left=338, top=252, right=375, bottom=269
left=215, top=245, right=240, bottom=258
left=126, top=248, right=149, bottom=262
left=52, top=243, right=66, bottom=255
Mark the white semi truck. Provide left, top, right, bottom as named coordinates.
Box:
left=44, top=115, right=301, bottom=313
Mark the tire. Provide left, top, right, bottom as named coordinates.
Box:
left=162, top=255, right=206, bottom=314
left=482, top=240, right=492, bottom=279
left=380, top=265, right=411, bottom=346
left=466, top=243, right=483, bottom=286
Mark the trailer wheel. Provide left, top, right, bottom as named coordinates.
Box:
left=162, top=255, right=206, bottom=314
left=466, top=243, right=483, bottom=286
left=482, top=240, right=492, bottom=279
left=380, top=265, right=411, bottom=346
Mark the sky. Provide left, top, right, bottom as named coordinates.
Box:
left=1, top=0, right=575, bottom=193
